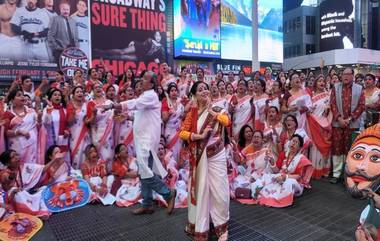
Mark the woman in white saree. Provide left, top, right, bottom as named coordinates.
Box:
left=180, top=81, right=231, bottom=241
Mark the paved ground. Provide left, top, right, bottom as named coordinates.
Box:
left=32, top=179, right=366, bottom=241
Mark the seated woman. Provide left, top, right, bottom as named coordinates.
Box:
left=279, top=114, right=311, bottom=154
left=237, top=125, right=254, bottom=154
left=39, top=145, right=70, bottom=186
left=263, top=106, right=283, bottom=157
left=233, top=130, right=273, bottom=195
left=150, top=142, right=184, bottom=207
left=111, top=144, right=140, bottom=207
left=251, top=134, right=314, bottom=208
left=0, top=150, right=50, bottom=218
left=81, top=144, right=111, bottom=204
left=224, top=139, right=240, bottom=199
left=157, top=142, right=179, bottom=189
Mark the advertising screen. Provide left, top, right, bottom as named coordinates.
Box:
left=0, top=0, right=90, bottom=81
left=220, top=0, right=252, bottom=60
left=258, top=0, right=283, bottom=63
left=173, top=0, right=221, bottom=58
left=91, top=0, right=167, bottom=75
left=319, top=0, right=355, bottom=52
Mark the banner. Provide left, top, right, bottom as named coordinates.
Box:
left=0, top=0, right=90, bottom=81
left=221, top=0, right=252, bottom=61
left=173, top=0, right=220, bottom=58
left=91, top=0, right=167, bottom=76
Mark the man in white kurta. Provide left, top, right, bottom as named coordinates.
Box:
left=106, top=71, right=176, bottom=215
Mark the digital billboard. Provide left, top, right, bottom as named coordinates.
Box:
left=0, top=0, right=90, bottom=81
left=173, top=0, right=221, bottom=58
left=91, top=0, right=167, bottom=75
left=319, top=0, right=355, bottom=52
left=221, top=0, right=252, bottom=60
left=258, top=0, right=283, bottom=63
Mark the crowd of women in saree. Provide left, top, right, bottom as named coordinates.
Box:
left=0, top=63, right=379, bottom=240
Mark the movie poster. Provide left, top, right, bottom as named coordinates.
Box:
left=173, top=0, right=220, bottom=58
left=0, top=0, right=90, bottom=81
left=91, top=0, right=167, bottom=76
left=221, top=0, right=252, bottom=61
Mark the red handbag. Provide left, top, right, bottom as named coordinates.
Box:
left=235, top=188, right=252, bottom=199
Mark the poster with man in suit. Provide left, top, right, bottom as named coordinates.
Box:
left=48, top=0, right=78, bottom=63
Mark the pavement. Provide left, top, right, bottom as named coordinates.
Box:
left=32, top=179, right=366, bottom=241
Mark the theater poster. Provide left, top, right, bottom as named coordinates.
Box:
left=91, top=0, right=167, bottom=76
left=173, top=0, right=221, bottom=58
left=0, top=0, right=91, bottom=81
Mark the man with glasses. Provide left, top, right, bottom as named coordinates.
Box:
left=330, top=68, right=365, bottom=184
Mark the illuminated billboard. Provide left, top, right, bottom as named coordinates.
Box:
left=258, top=0, right=283, bottom=63
left=221, top=0, right=252, bottom=60
left=173, top=0, right=221, bottom=58
left=320, top=0, right=355, bottom=52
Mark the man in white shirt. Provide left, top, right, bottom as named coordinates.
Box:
left=103, top=71, right=176, bottom=215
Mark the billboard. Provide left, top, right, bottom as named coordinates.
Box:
left=220, top=0, right=252, bottom=60
left=91, top=0, right=167, bottom=75
left=258, top=0, right=283, bottom=63
left=284, top=0, right=318, bottom=12
left=0, top=0, right=90, bottom=81
left=319, top=0, right=355, bottom=52
left=173, top=0, right=221, bottom=58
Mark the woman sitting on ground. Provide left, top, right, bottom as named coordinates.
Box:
left=0, top=150, right=50, bottom=218
left=39, top=145, right=70, bottom=186
left=111, top=143, right=140, bottom=207
left=251, top=134, right=314, bottom=208
left=81, top=144, right=109, bottom=202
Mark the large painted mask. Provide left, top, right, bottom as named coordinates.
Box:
left=345, top=124, right=380, bottom=198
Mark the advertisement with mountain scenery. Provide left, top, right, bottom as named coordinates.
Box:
left=258, top=0, right=283, bottom=63
left=221, top=0, right=252, bottom=60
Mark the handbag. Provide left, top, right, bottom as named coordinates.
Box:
left=235, top=188, right=252, bottom=199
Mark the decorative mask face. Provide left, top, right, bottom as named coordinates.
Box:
left=345, top=124, right=380, bottom=198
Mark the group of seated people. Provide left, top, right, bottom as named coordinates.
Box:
left=0, top=140, right=189, bottom=220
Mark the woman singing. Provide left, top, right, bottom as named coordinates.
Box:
left=162, top=83, right=185, bottom=162
left=42, top=88, right=70, bottom=162
left=180, top=81, right=230, bottom=241
left=307, top=75, right=332, bottom=179
left=251, top=134, right=314, bottom=208
left=3, top=88, right=41, bottom=163
left=87, top=82, right=115, bottom=171
left=67, top=86, right=91, bottom=169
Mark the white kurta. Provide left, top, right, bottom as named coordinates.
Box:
left=121, top=89, right=167, bottom=179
